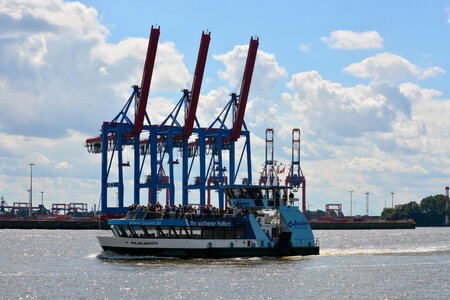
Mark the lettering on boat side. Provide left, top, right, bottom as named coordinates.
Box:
left=128, top=220, right=162, bottom=226
left=130, top=241, right=159, bottom=246
left=288, top=220, right=308, bottom=229
left=189, top=220, right=232, bottom=227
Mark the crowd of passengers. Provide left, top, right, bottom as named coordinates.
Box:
left=127, top=203, right=248, bottom=218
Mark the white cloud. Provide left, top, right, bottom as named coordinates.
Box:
left=344, top=52, right=446, bottom=81
left=91, top=37, right=146, bottom=65
left=299, top=43, right=311, bottom=53
left=0, top=0, right=107, bottom=40
left=321, top=30, right=383, bottom=50
left=213, top=45, right=287, bottom=97
left=196, top=87, right=230, bottom=127
left=0, top=0, right=192, bottom=138
left=286, top=71, right=399, bottom=137
left=420, top=66, right=446, bottom=79
left=55, top=162, right=73, bottom=169
left=346, top=151, right=428, bottom=174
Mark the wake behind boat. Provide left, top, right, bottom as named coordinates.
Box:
left=97, top=185, right=319, bottom=258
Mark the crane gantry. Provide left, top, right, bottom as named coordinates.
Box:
left=85, top=27, right=260, bottom=214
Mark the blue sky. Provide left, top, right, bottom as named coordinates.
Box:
left=1, top=0, right=450, bottom=215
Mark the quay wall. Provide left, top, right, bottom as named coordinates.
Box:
left=310, top=221, right=416, bottom=230
left=0, top=219, right=109, bottom=230
left=0, top=219, right=416, bottom=230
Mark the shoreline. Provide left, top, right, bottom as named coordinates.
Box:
left=0, top=219, right=421, bottom=230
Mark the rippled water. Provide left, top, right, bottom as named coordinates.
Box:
left=0, top=228, right=449, bottom=299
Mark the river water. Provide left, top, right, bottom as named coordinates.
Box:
left=0, top=227, right=448, bottom=299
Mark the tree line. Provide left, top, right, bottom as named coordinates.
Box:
left=381, top=194, right=450, bottom=226
left=305, top=194, right=449, bottom=226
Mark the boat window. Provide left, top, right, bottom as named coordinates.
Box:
left=235, top=228, right=245, bottom=239
left=254, top=199, right=263, bottom=206
left=125, top=211, right=135, bottom=219
left=190, top=227, right=202, bottom=239
left=214, top=228, right=225, bottom=239
left=202, top=228, right=213, bottom=239
left=127, top=226, right=139, bottom=238
left=144, top=212, right=161, bottom=220
left=266, top=189, right=273, bottom=199
left=120, top=226, right=133, bottom=237
left=225, top=188, right=235, bottom=199
left=241, top=188, right=251, bottom=198
left=111, top=225, right=121, bottom=237
left=176, top=227, right=190, bottom=239
left=273, top=189, right=280, bottom=200
left=144, top=226, right=158, bottom=238
left=170, top=227, right=179, bottom=238
left=232, top=188, right=241, bottom=198
left=130, top=226, right=148, bottom=238
left=253, top=188, right=262, bottom=198
left=160, top=227, right=174, bottom=238
left=224, top=228, right=234, bottom=239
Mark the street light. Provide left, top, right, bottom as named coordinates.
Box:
left=365, top=192, right=369, bottom=216
left=349, top=190, right=354, bottom=216
left=391, top=192, right=395, bottom=209
left=29, top=163, right=35, bottom=219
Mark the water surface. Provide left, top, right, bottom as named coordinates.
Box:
left=0, top=228, right=448, bottom=299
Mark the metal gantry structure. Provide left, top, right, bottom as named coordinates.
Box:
left=257, top=128, right=307, bottom=213
left=259, top=128, right=276, bottom=186
left=85, top=27, right=259, bottom=214
left=285, top=128, right=306, bottom=214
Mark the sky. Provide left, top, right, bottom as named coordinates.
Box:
left=1, top=0, right=450, bottom=215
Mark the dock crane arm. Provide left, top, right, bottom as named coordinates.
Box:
left=183, top=31, right=211, bottom=138
left=230, top=36, right=259, bottom=142
left=132, top=26, right=160, bottom=137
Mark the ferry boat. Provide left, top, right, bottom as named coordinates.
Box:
left=97, top=185, right=319, bottom=258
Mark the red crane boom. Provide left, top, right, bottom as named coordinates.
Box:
left=183, top=31, right=211, bottom=138
left=132, top=26, right=160, bottom=136
left=231, top=36, right=259, bottom=141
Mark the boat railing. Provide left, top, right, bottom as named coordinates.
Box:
left=125, top=211, right=244, bottom=221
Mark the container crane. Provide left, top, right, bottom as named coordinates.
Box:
left=84, top=26, right=160, bottom=214
left=86, top=28, right=261, bottom=214
left=285, top=128, right=306, bottom=214
left=202, top=36, right=259, bottom=208
left=140, top=31, right=210, bottom=206
left=259, top=128, right=277, bottom=186
left=183, top=31, right=210, bottom=139
left=132, top=26, right=160, bottom=137
left=231, top=37, right=259, bottom=142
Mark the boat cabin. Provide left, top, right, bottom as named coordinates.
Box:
left=224, top=186, right=295, bottom=209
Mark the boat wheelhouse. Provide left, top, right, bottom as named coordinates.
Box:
left=97, top=185, right=319, bottom=258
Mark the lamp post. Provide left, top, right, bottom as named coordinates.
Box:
left=365, top=192, right=369, bottom=216
left=29, top=163, right=34, bottom=219
left=349, top=190, right=354, bottom=216
left=391, top=192, right=394, bottom=209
